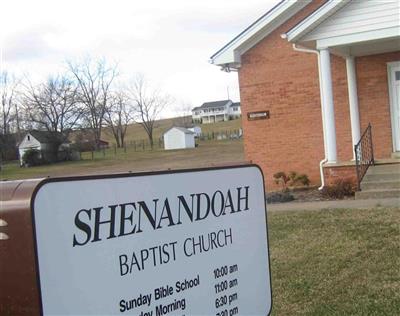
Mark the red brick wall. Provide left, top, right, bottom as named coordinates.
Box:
left=323, top=165, right=357, bottom=187
left=239, top=0, right=327, bottom=190
left=238, top=0, right=399, bottom=190
left=356, top=52, right=400, bottom=158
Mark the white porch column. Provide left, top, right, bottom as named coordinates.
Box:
left=345, top=56, right=361, bottom=159
left=319, top=48, right=337, bottom=163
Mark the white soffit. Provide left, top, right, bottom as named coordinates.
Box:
left=285, top=0, right=400, bottom=51
left=285, top=0, right=351, bottom=43
left=316, top=27, right=400, bottom=51
left=210, top=0, right=312, bottom=68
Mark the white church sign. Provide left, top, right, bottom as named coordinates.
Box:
left=31, top=165, right=272, bottom=315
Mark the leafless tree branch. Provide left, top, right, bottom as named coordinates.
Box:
left=127, top=74, right=171, bottom=148
left=0, top=71, right=20, bottom=135
left=104, top=89, right=135, bottom=147
left=67, top=57, right=118, bottom=149
left=23, top=74, right=82, bottom=146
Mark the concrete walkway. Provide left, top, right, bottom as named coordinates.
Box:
left=268, top=197, right=400, bottom=212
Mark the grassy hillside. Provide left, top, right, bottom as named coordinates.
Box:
left=101, top=116, right=242, bottom=145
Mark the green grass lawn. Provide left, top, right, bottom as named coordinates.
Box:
left=268, top=207, right=400, bottom=315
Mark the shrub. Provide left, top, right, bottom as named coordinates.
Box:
left=321, top=179, right=355, bottom=199
left=22, top=149, right=42, bottom=167
left=296, top=174, right=311, bottom=186
left=288, top=171, right=310, bottom=187
left=273, top=172, right=291, bottom=191
left=274, top=171, right=310, bottom=191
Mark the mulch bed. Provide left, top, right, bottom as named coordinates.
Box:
left=267, top=186, right=355, bottom=204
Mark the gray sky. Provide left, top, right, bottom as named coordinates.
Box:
left=0, top=0, right=277, bottom=117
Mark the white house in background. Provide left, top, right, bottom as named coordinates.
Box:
left=188, top=125, right=202, bottom=137
left=163, top=127, right=195, bottom=150
left=192, top=100, right=241, bottom=124
left=18, top=131, right=65, bottom=165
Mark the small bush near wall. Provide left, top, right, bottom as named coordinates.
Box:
left=273, top=171, right=310, bottom=191
left=22, top=149, right=42, bottom=167
left=321, top=179, right=355, bottom=199
left=273, top=172, right=291, bottom=191
left=288, top=171, right=310, bottom=187
left=270, top=171, right=311, bottom=203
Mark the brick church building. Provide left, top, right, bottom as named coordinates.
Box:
left=211, top=0, right=400, bottom=190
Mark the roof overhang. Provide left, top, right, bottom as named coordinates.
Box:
left=283, top=0, right=400, bottom=57
left=283, top=0, right=350, bottom=43
left=209, top=0, right=312, bottom=70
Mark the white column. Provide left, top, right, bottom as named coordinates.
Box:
left=319, top=48, right=337, bottom=163
left=346, top=56, right=361, bottom=159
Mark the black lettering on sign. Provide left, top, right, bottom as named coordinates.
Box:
left=72, top=187, right=249, bottom=247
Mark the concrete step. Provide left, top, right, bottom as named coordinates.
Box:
left=365, top=164, right=400, bottom=175
left=357, top=163, right=400, bottom=200
left=363, top=173, right=400, bottom=182
left=392, top=152, right=400, bottom=159
left=355, top=189, right=400, bottom=200
left=361, top=180, right=400, bottom=190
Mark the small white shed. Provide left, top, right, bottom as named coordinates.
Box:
left=163, top=127, right=195, bottom=150
left=18, top=131, right=68, bottom=165
left=18, top=131, right=51, bottom=165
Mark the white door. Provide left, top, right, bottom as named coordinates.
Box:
left=388, top=62, right=400, bottom=152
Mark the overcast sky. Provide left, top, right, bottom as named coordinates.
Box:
left=0, top=0, right=277, bottom=117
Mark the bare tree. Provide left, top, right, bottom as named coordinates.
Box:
left=0, top=71, right=20, bottom=160
left=173, top=100, right=194, bottom=128
left=104, top=90, right=134, bottom=148
left=67, top=57, right=118, bottom=149
left=0, top=71, right=19, bottom=135
left=128, top=74, right=171, bottom=148
left=24, top=75, right=82, bottom=142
